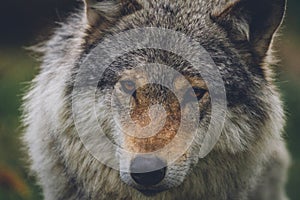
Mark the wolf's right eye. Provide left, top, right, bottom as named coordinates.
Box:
left=184, top=87, right=207, bottom=104
left=120, top=80, right=136, bottom=94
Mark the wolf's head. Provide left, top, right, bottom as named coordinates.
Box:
left=72, top=0, right=286, bottom=196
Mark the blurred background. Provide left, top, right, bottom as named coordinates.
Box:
left=0, top=0, right=299, bottom=199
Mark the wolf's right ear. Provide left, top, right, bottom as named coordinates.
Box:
left=83, top=0, right=142, bottom=26
left=211, top=0, right=286, bottom=59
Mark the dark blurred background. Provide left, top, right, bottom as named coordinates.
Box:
left=0, top=0, right=299, bottom=199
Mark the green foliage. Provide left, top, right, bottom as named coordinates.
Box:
left=278, top=75, right=300, bottom=199
left=0, top=48, right=42, bottom=200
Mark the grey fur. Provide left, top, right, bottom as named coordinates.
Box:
left=22, top=0, right=290, bottom=199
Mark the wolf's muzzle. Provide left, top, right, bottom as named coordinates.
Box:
left=130, top=155, right=167, bottom=186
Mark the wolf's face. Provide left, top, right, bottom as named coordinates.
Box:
left=109, top=53, right=212, bottom=194
left=86, top=49, right=213, bottom=194
left=71, top=0, right=286, bottom=196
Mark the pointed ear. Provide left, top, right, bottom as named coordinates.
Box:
left=83, top=0, right=142, bottom=26
left=211, top=0, right=286, bottom=58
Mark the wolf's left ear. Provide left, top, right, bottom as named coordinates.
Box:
left=211, top=0, right=286, bottom=58
left=83, top=0, right=142, bottom=26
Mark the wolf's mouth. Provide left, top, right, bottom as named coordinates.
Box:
left=138, top=189, right=165, bottom=196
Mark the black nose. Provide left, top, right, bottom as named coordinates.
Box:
left=130, top=155, right=167, bottom=186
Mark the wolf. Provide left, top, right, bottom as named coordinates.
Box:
left=22, top=0, right=290, bottom=199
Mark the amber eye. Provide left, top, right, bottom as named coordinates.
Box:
left=184, top=87, right=207, bottom=103
left=120, top=80, right=136, bottom=94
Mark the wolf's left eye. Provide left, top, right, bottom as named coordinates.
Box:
left=184, top=87, right=207, bottom=103
left=120, top=80, right=136, bottom=94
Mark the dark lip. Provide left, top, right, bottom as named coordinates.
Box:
left=138, top=189, right=165, bottom=196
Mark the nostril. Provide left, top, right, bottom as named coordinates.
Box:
left=130, top=156, right=167, bottom=186
left=131, top=167, right=166, bottom=186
